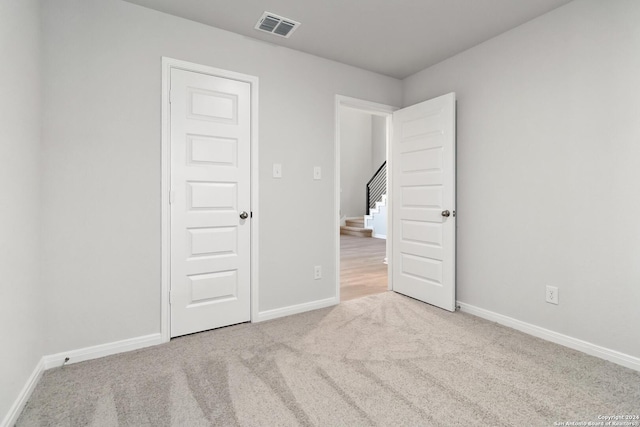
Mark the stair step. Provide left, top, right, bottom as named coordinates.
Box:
left=340, top=225, right=372, bottom=237
left=345, top=218, right=365, bottom=227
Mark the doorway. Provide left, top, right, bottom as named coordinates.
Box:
left=335, top=93, right=457, bottom=311
left=334, top=96, right=396, bottom=302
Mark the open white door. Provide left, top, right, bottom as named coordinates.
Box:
left=391, top=93, right=456, bottom=311
left=170, top=68, right=251, bottom=337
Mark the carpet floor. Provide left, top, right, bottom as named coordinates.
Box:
left=17, top=292, right=640, bottom=426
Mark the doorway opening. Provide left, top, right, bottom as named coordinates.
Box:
left=334, top=96, right=397, bottom=302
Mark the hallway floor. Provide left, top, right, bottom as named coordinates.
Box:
left=340, top=234, right=387, bottom=301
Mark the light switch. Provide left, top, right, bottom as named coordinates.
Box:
left=273, top=163, right=282, bottom=178
left=313, top=166, right=322, bottom=180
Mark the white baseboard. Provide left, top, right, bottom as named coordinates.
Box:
left=255, top=297, right=338, bottom=323
left=1, top=358, right=45, bottom=427
left=373, top=233, right=387, bottom=239
left=457, top=301, right=640, bottom=372
left=42, top=333, right=163, bottom=370
left=2, top=333, right=163, bottom=426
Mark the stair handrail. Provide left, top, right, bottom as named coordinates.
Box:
left=366, top=161, right=387, bottom=215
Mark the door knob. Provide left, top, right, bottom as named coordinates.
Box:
left=239, top=211, right=249, bottom=220
left=441, top=210, right=451, bottom=217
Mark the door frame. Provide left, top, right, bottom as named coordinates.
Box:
left=161, top=57, right=259, bottom=342
left=334, top=95, right=398, bottom=301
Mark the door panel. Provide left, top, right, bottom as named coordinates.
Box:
left=392, top=93, right=456, bottom=311
left=170, top=69, right=251, bottom=337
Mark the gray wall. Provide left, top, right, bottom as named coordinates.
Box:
left=40, top=0, right=402, bottom=353
left=0, top=0, right=44, bottom=419
left=340, top=110, right=388, bottom=219
left=340, top=108, right=373, bottom=218
left=371, top=116, right=387, bottom=172
left=403, top=0, right=640, bottom=358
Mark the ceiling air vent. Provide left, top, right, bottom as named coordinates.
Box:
left=255, top=11, right=300, bottom=38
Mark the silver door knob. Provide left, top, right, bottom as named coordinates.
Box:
left=441, top=210, right=451, bottom=217
left=239, top=211, right=249, bottom=220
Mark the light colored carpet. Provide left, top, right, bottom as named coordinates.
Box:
left=18, top=292, right=640, bottom=426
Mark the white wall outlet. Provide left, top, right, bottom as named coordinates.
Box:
left=314, top=265, right=322, bottom=280
left=313, top=166, right=322, bottom=180
left=273, top=163, right=282, bottom=178
left=546, top=285, right=559, bottom=305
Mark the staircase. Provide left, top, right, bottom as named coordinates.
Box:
left=340, top=161, right=386, bottom=239
left=364, top=193, right=387, bottom=239
left=340, top=217, right=372, bottom=237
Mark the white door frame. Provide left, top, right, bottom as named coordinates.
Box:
left=161, top=57, right=259, bottom=342
left=334, top=95, right=398, bottom=301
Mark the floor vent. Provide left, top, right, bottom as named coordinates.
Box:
left=255, top=12, right=300, bottom=38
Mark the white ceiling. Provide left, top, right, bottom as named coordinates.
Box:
left=124, top=0, right=572, bottom=79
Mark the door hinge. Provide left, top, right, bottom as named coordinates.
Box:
left=169, top=90, right=172, bottom=104
left=169, top=290, right=173, bottom=305
left=169, top=190, right=175, bottom=204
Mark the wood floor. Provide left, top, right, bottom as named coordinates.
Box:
left=340, top=234, right=388, bottom=301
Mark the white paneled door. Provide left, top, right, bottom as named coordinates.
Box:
left=392, top=93, right=456, bottom=311
left=170, top=69, right=251, bottom=337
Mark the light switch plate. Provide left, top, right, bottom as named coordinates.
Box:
left=313, top=166, right=322, bottom=180
left=273, top=163, right=282, bottom=178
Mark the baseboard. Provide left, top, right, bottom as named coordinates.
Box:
left=1, top=358, right=44, bottom=427
left=2, top=333, right=164, bottom=425
left=457, top=301, right=640, bottom=372
left=42, top=333, right=163, bottom=370
left=255, top=297, right=338, bottom=323
left=373, top=233, right=387, bottom=239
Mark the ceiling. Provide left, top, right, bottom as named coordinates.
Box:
left=124, top=0, right=572, bottom=79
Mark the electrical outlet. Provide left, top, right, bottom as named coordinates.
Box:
left=546, top=286, right=559, bottom=305
left=313, top=166, right=322, bottom=180
left=314, top=265, right=322, bottom=280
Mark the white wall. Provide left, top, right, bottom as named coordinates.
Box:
left=403, top=0, right=640, bottom=358
left=340, top=108, right=373, bottom=218
left=39, top=0, right=402, bottom=353
left=370, top=202, right=387, bottom=239
left=0, top=0, right=44, bottom=420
